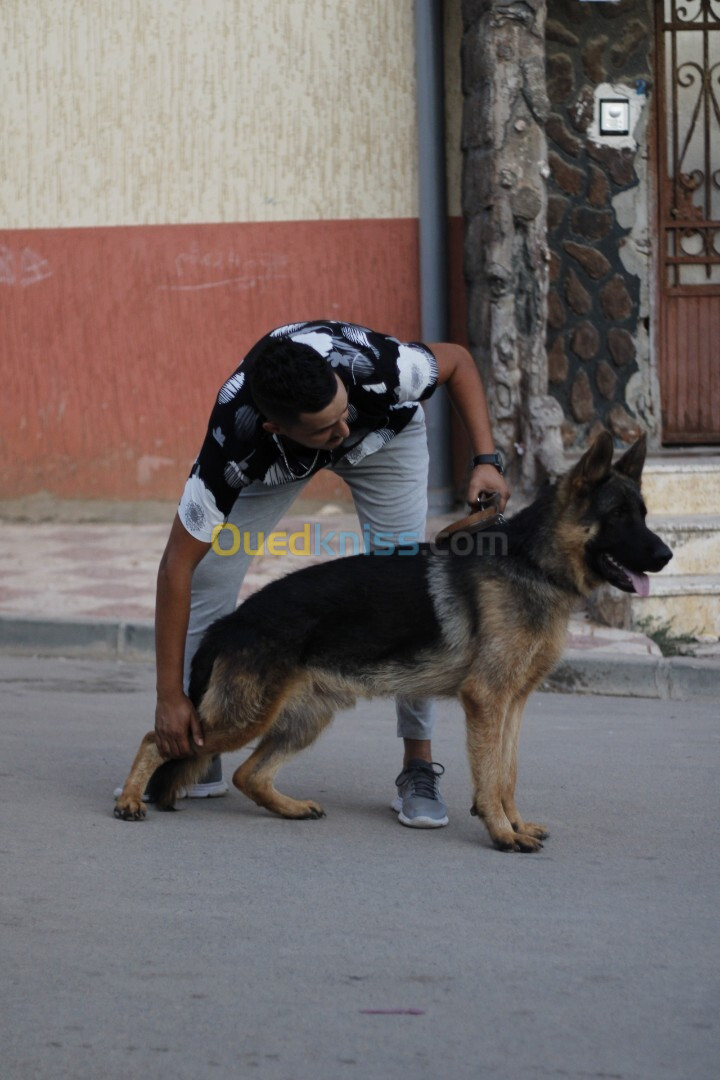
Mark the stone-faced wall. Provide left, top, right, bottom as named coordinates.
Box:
left=545, top=0, right=654, bottom=448
left=461, top=0, right=566, bottom=493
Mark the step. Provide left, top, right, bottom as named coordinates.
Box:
left=589, top=575, right=720, bottom=640
left=642, top=459, right=720, bottom=516
left=648, top=514, right=720, bottom=576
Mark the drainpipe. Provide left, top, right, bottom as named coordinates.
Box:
left=414, top=0, right=454, bottom=513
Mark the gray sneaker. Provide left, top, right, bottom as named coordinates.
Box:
left=391, top=759, right=449, bottom=828
left=185, top=754, right=228, bottom=798
left=113, top=755, right=228, bottom=801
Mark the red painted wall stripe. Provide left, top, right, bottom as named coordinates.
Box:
left=1, top=217, right=466, bottom=502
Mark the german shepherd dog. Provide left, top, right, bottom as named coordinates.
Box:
left=115, top=432, right=672, bottom=851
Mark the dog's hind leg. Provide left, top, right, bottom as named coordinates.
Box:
left=114, top=733, right=220, bottom=819
left=500, top=693, right=548, bottom=842
left=114, top=732, right=165, bottom=820
left=232, top=687, right=334, bottom=819
left=460, top=683, right=543, bottom=853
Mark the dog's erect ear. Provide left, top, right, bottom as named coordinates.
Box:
left=568, top=430, right=614, bottom=492
left=613, top=433, right=647, bottom=483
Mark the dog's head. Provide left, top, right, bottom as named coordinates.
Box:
left=562, top=431, right=673, bottom=596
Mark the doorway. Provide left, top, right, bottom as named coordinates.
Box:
left=655, top=0, right=720, bottom=443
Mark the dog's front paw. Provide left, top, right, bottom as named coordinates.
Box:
left=280, top=799, right=326, bottom=820
left=517, top=821, right=549, bottom=841
left=113, top=796, right=147, bottom=821
left=490, top=828, right=543, bottom=853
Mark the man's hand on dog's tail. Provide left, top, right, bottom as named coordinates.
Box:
left=155, top=692, right=205, bottom=759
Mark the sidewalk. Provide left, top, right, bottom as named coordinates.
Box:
left=0, top=504, right=718, bottom=700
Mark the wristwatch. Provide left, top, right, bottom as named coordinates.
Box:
left=472, top=451, right=505, bottom=475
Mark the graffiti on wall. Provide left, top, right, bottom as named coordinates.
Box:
left=0, top=246, right=53, bottom=287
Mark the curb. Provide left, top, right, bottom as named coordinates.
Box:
left=1, top=614, right=719, bottom=702
left=0, top=614, right=154, bottom=659
left=545, top=651, right=720, bottom=702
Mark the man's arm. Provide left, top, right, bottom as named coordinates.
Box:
left=154, top=514, right=211, bottom=759
left=429, top=342, right=510, bottom=511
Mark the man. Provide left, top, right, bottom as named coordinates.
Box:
left=153, top=320, right=509, bottom=827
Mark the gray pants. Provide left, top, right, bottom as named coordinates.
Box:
left=184, top=410, right=435, bottom=740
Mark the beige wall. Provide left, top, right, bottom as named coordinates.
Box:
left=1, top=0, right=424, bottom=228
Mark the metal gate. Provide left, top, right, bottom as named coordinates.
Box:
left=656, top=0, right=720, bottom=443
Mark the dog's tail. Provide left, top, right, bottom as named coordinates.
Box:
left=144, top=753, right=214, bottom=810
left=188, top=640, right=217, bottom=709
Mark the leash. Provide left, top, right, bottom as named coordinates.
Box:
left=434, top=493, right=505, bottom=546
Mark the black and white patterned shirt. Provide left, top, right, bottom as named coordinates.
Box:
left=179, top=320, right=439, bottom=541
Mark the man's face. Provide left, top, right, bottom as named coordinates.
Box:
left=263, top=376, right=351, bottom=450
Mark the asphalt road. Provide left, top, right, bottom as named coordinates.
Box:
left=1, top=655, right=718, bottom=1080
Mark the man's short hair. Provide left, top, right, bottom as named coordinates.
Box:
left=249, top=340, right=338, bottom=425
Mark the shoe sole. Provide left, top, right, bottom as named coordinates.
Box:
left=398, top=812, right=449, bottom=828
left=113, top=782, right=229, bottom=801
left=185, top=781, right=228, bottom=798
left=390, top=795, right=449, bottom=828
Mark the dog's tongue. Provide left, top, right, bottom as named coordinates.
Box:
left=626, top=568, right=650, bottom=597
